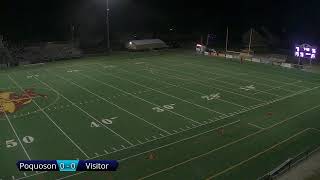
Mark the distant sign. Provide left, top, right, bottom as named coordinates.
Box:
left=295, top=44, right=316, bottom=59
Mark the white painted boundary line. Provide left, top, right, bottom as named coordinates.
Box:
left=205, top=128, right=320, bottom=180
left=144, top=64, right=266, bottom=103
left=93, top=68, right=227, bottom=116
left=15, top=83, right=320, bottom=180
left=30, top=72, right=134, bottom=146
left=8, top=74, right=91, bottom=159
left=118, top=67, right=247, bottom=109
left=55, top=120, right=241, bottom=180
left=54, top=72, right=172, bottom=135
left=62, top=63, right=227, bottom=117
left=0, top=103, right=31, bottom=160
left=148, top=61, right=282, bottom=98
left=55, top=87, right=320, bottom=180
left=183, top=60, right=308, bottom=89
left=156, top=61, right=283, bottom=98
left=167, top=59, right=300, bottom=93
left=153, top=59, right=296, bottom=93
left=175, top=54, right=320, bottom=88
left=252, top=80, right=303, bottom=95
left=69, top=69, right=202, bottom=126
left=248, top=123, right=265, bottom=130
left=137, top=104, right=320, bottom=180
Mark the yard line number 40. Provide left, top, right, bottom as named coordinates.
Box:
left=152, top=104, right=176, bottom=112
left=90, top=117, right=118, bottom=128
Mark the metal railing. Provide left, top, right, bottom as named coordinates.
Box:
left=257, top=145, right=320, bottom=180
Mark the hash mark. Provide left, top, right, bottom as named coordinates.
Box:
left=104, top=150, right=109, bottom=154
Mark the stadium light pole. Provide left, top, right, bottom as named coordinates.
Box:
left=248, top=28, right=253, bottom=55
left=106, top=0, right=111, bottom=51
left=225, top=27, right=229, bottom=57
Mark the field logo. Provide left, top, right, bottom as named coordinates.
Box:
left=0, top=89, right=47, bottom=115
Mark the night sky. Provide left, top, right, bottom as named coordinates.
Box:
left=1, top=0, right=319, bottom=43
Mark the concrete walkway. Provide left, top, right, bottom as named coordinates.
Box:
left=278, top=151, right=320, bottom=180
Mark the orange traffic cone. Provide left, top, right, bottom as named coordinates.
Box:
left=148, top=152, right=156, bottom=160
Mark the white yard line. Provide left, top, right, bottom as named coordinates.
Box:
left=69, top=70, right=203, bottom=126
left=8, top=75, right=90, bottom=159
left=183, top=61, right=309, bottom=89
left=54, top=73, right=172, bottom=135
left=149, top=62, right=282, bottom=98
left=137, top=103, right=320, bottom=180
left=17, top=85, right=320, bottom=180
left=145, top=64, right=266, bottom=103
left=92, top=68, right=227, bottom=116
left=119, top=68, right=247, bottom=109
left=174, top=54, right=320, bottom=88
left=205, top=128, right=318, bottom=180
left=1, top=104, right=31, bottom=160
left=248, top=122, right=265, bottom=130
left=252, top=80, right=303, bottom=95
left=28, top=73, right=134, bottom=146
left=164, top=60, right=299, bottom=93
left=155, top=63, right=283, bottom=98
left=56, top=120, right=241, bottom=180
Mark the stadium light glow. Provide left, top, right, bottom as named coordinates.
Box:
left=129, top=42, right=132, bottom=45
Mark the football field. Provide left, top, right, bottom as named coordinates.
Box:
left=1, top=51, right=320, bottom=180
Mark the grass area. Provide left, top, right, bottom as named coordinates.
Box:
left=1, top=50, right=320, bottom=180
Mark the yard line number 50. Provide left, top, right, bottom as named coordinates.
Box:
left=1, top=136, right=34, bottom=149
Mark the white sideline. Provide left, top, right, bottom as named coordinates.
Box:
left=50, top=87, right=320, bottom=180
left=174, top=54, right=319, bottom=88
left=32, top=72, right=134, bottom=146
left=14, top=64, right=320, bottom=180
left=147, top=61, right=282, bottom=98
left=144, top=64, right=266, bottom=103
left=137, top=104, right=320, bottom=180
left=70, top=69, right=203, bottom=126
left=248, top=122, right=265, bottom=130
left=54, top=72, right=172, bottom=135
left=96, top=69, right=228, bottom=116
left=56, top=120, right=241, bottom=180
left=205, top=128, right=320, bottom=180
left=0, top=103, right=31, bottom=160
left=9, top=74, right=90, bottom=159
left=119, top=68, right=247, bottom=108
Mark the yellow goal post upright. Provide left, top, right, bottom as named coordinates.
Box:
left=224, top=27, right=254, bottom=62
